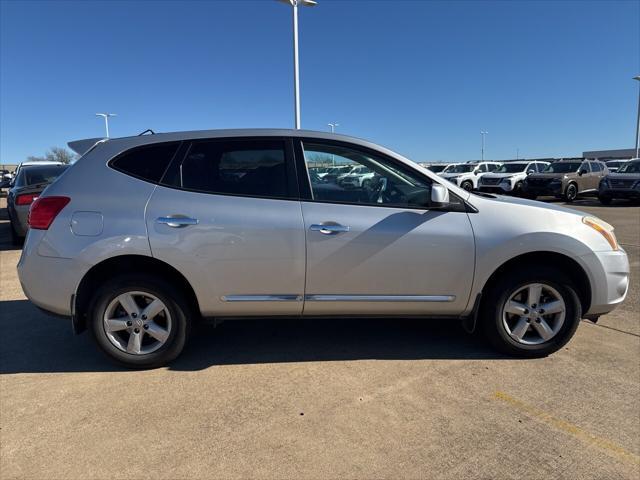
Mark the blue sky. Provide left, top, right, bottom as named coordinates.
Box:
left=1, top=0, right=638, bottom=163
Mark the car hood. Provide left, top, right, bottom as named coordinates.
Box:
left=440, top=172, right=468, bottom=179
left=472, top=191, right=585, bottom=217
left=526, top=173, right=568, bottom=179
left=481, top=172, right=522, bottom=180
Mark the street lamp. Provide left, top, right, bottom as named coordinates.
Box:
left=327, top=123, right=339, bottom=166
left=480, top=131, right=488, bottom=161
left=96, top=113, right=117, bottom=138
left=633, top=76, right=640, bottom=158
left=278, top=0, right=317, bottom=129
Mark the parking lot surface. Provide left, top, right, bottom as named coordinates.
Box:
left=1, top=196, right=638, bottom=479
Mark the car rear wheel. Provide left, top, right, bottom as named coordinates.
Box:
left=9, top=218, right=24, bottom=246
left=480, top=266, right=581, bottom=357
left=563, top=183, right=578, bottom=202
left=88, top=274, right=191, bottom=368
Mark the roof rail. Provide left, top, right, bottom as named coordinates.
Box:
left=138, top=129, right=156, bottom=136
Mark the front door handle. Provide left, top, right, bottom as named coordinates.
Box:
left=156, top=216, right=199, bottom=228
left=309, top=223, right=350, bottom=235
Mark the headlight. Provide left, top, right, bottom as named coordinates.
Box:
left=583, top=216, right=619, bottom=250
left=500, top=178, right=512, bottom=184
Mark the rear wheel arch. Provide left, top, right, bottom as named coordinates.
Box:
left=74, top=255, right=200, bottom=333
left=479, top=251, right=592, bottom=316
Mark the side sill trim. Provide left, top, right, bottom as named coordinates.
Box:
left=221, top=295, right=303, bottom=302
left=221, top=295, right=456, bottom=303
left=304, top=295, right=455, bottom=302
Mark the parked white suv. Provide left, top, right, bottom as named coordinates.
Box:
left=438, top=162, right=502, bottom=191
left=18, top=130, right=628, bottom=368
left=478, top=161, right=550, bottom=195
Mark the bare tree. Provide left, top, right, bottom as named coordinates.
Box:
left=45, top=147, right=76, bottom=164
left=25, top=147, right=76, bottom=164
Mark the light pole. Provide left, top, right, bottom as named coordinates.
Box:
left=634, top=76, right=640, bottom=158
left=278, top=0, right=317, bottom=129
left=328, top=123, right=339, bottom=166
left=480, top=131, right=488, bottom=161
left=96, top=113, right=117, bottom=138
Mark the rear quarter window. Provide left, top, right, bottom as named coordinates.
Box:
left=110, top=142, right=180, bottom=183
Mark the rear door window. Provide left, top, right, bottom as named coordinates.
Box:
left=589, top=162, right=602, bottom=172
left=169, top=139, right=290, bottom=199
left=111, top=142, right=180, bottom=183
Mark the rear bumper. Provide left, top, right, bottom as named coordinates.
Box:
left=17, top=234, right=84, bottom=317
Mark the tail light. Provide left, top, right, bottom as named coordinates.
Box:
left=16, top=193, right=39, bottom=206
left=28, top=196, right=71, bottom=230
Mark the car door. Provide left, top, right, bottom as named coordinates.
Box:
left=578, top=161, right=596, bottom=192
left=589, top=161, right=605, bottom=189
left=296, top=139, right=475, bottom=316
left=146, top=137, right=305, bottom=316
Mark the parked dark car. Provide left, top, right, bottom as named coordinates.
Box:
left=7, top=163, right=69, bottom=244
left=522, top=159, right=608, bottom=201
left=605, top=160, right=629, bottom=173
left=598, top=159, right=640, bottom=204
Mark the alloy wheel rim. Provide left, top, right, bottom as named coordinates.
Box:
left=567, top=185, right=577, bottom=200
left=103, top=291, right=172, bottom=355
left=502, top=283, right=566, bottom=345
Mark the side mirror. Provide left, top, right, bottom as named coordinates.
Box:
left=474, top=170, right=480, bottom=175
left=527, top=169, right=535, bottom=175
left=431, top=184, right=450, bottom=207
left=579, top=169, right=587, bottom=176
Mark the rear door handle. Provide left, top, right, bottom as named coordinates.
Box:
left=156, top=216, right=199, bottom=228
left=309, top=223, right=350, bottom=235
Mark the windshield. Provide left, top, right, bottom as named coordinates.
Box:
left=617, top=161, right=640, bottom=174
left=444, top=164, right=475, bottom=173
left=17, top=165, right=68, bottom=187
left=543, top=162, right=581, bottom=173
left=495, top=163, right=529, bottom=173
left=427, top=164, right=447, bottom=173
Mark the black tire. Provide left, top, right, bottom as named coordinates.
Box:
left=480, top=266, right=582, bottom=358
left=563, top=183, right=578, bottom=202
left=598, top=195, right=612, bottom=205
left=513, top=181, right=524, bottom=196
left=9, top=219, right=24, bottom=246
left=88, top=274, right=191, bottom=368
left=460, top=180, right=473, bottom=191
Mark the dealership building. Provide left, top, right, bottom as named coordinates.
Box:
left=582, top=148, right=637, bottom=160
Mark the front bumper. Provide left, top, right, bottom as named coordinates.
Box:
left=599, top=186, right=640, bottom=199
left=522, top=182, right=563, bottom=196
left=581, top=249, right=629, bottom=317
left=478, top=183, right=513, bottom=193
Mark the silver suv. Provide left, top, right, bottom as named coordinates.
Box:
left=18, top=130, right=629, bottom=368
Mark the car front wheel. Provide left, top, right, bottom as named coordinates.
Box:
left=88, top=274, right=191, bottom=368
left=460, top=180, right=473, bottom=191
left=564, top=183, right=578, bottom=202
left=480, top=266, right=581, bottom=357
left=598, top=194, right=612, bottom=205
